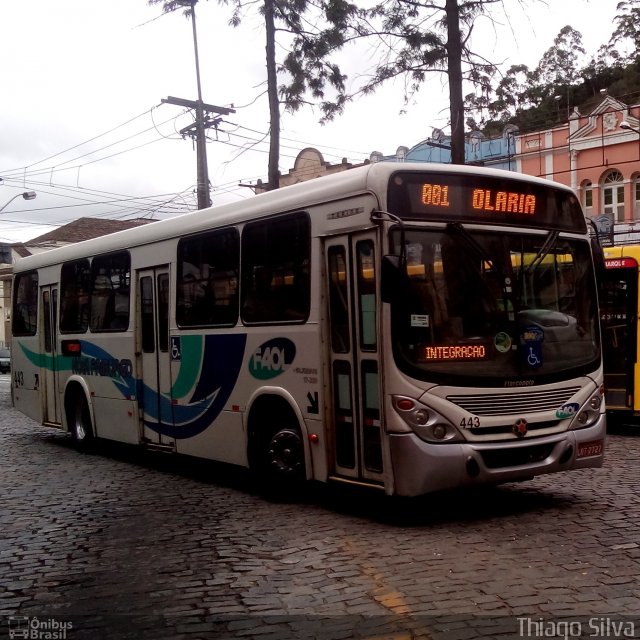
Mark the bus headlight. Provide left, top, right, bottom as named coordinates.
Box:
left=570, top=390, right=604, bottom=430
left=392, top=395, right=464, bottom=443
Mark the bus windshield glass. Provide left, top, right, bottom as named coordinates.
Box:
left=389, top=226, right=600, bottom=384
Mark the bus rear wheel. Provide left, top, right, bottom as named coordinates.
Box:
left=70, top=393, right=95, bottom=452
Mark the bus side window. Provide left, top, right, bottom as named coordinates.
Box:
left=243, top=266, right=278, bottom=321
left=60, top=259, right=90, bottom=333
left=90, top=275, right=114, bottom=332
left=12, top=271, right=38, bottom=336
left=89, top=252, right=130, bottom=332
left=177, top=228, right=239, bottom=327
left=241, top=212, right=310, bottom=324
left=289, top=269, right=310, bottom=320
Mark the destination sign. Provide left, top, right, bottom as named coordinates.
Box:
left=605, top=257, right=638, bottom=269
left=420, top=344, right=487, bottom=362
left=387, top=171, right=586, bottom=233
left=421, top=182, right=536, bottom=215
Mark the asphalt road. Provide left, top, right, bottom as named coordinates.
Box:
left=0, top=375, right=639, bottom=639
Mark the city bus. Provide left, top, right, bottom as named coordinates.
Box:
left=10, top=162, right=605, bottom=497
left=601, top=244, right=640, bottom=424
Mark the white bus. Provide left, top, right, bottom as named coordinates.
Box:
left=11, top=162, right=605, bottom=496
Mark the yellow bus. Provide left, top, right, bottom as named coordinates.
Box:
left=602, top=244, right=640, bottom=423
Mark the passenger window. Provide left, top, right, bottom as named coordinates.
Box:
left=60, top=259, right=90, bottom=333
left=177, top=228, right=239, bottom=327
left=89, top=252, right=130, bottom=332
left=12, top=271, right=38, bottom=336
left=241, top=212, right=310, bottom=324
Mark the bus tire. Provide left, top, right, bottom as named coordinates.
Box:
left=69, top=392, right=95, bottom=453
left=249, top=405, right=306, bottom=498
left=265, top=427, right=305, bottom=480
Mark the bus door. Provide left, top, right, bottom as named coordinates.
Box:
left=324, top=232, right=384, bottom=485
left=137, top=267, right=175, bottom=447
left=601, top=258, right=639, bottom=412
left=41, top=285, right=61, bottom=426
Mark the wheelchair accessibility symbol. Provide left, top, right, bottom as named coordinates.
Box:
left=521, top=325, right=543, bottom=368
left=527, top=347, right=541, bottom=366
left=171, top=336, right=181, bottom=361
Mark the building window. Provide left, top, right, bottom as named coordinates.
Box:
left=0, top=244, right=11, bottom=265
left=603, top=170, right=625, bottom=222
left=635, top=177, right=640, bottom=219
left=583, top=182, right=593, bottom=217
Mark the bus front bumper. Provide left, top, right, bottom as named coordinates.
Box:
left=388, top=414, right=606, bottom=497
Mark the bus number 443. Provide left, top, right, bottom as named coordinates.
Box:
left=460, top=416, right=480, bottom=428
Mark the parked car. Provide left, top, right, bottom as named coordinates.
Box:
left=0, top=348, right=11, bottom=374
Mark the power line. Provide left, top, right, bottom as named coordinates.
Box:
left=0, top=112, right=183, bottom=182
left=1, top=176, right=192, bottom=212
left=0, top=107, right=161, bottom=174
left=0, top=102, right=377, bottom=236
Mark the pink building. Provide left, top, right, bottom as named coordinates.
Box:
left=517, top=96, right=640, bottom=244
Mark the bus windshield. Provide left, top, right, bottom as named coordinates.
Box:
left=390, top=225, right=600, bottom=384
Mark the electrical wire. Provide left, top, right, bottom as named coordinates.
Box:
left=0, top=107, right=161, bottom=174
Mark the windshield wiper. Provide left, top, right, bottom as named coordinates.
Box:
left=525, top=230, right=560, bottom=274
left=446, top=222, right=497, bottom=271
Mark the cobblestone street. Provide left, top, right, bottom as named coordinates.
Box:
left=1, top=375, right=639, bottom=639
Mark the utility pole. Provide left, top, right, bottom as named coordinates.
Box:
left=167, top=0, right=235, bottom=209
left=162, top=96, right=235, bottom=209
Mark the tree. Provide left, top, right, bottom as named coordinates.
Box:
left=534, top=26, right=586, bottom=93
left=465, top=64, right=536, bottom=134
left=609, top=0, right=640, bottom=62
left=149, top=0, right=288, bottom=190
left=264, top=0, right=280, bottom=191
left=464, top=6, right=640, bottom=138
left=150, top=0, right=525, bottom=175
left=283, top=0, right=513, bottom=164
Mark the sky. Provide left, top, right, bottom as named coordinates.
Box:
left=0, top=0, right=623, bottom=242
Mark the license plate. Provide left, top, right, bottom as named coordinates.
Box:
left=577, top=440, right=604, bottom=458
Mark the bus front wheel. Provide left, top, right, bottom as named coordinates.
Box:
left=265, top=428, right=305, bottom=480
left=250, top=422, right=306, bottom=497
left=69, top=393, right=95, bottom=452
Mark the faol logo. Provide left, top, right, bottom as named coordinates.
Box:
left=249, top=338, right=296, bottom=380
left=556, top=402, right=580, bottom=420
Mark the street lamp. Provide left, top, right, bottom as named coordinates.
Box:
left=621, top=120, right=640, bottom=164
left=621, top=120, right=640, bottom=134
left=0, top=191, right=37, bottom=214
